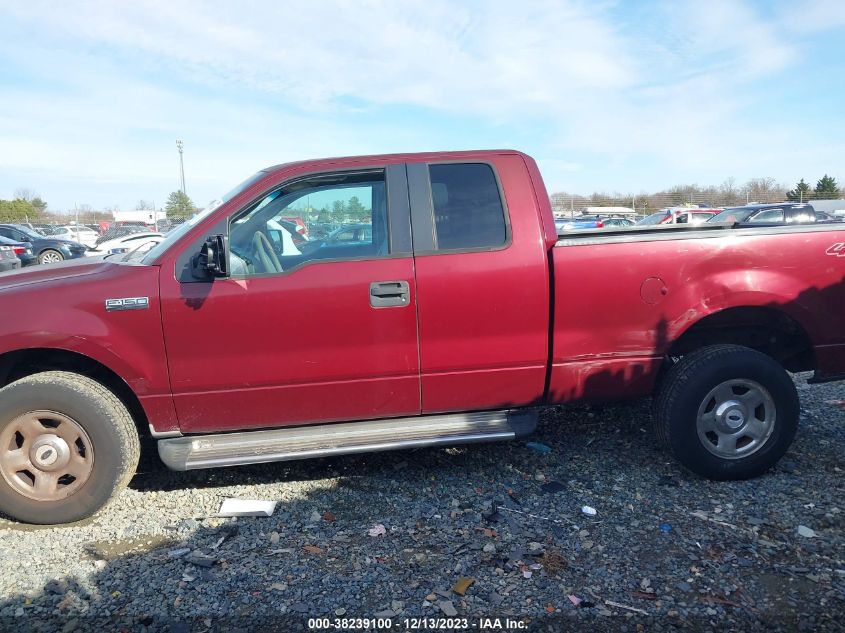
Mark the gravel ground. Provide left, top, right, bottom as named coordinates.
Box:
left=1, top=374, right=843, bottom=632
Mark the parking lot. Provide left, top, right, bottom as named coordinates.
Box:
left=0, top=374, right=841, bottom=631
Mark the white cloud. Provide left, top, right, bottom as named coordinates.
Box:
left=5, top=0, right=636, bottom=117
left=0, top=0, right=843, bottom=206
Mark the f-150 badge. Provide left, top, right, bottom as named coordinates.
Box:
left=826, top=243, right=845, bottom=257
left=105, top=297, right=149, bottom=311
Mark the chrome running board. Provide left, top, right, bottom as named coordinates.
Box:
left=158, top=409, right=538, bottom=471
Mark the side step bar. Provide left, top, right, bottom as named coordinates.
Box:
left=158, top=409, right=538, bottom=471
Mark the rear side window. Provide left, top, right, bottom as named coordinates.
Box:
left=428, top=163, right=507, bottom=251
left=749, top=208, right=784, bottom=222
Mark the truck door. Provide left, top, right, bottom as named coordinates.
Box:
left=407, top=155, right=551, bottom=413
left=158, top=165, right=420, bottom=433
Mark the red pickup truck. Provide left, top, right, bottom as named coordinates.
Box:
left=1, top=150, right=843, bottom=524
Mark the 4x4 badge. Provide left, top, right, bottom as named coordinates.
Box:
left=826, top=243, right=845, bottom=257
left=105, top=297, right=149, bottom=311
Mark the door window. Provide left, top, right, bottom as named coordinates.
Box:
left=229, top=171, right=388, bottom=276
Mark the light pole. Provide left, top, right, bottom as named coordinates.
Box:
left=176, top=139, right=186, bottom=196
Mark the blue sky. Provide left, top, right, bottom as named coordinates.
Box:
left=0, top=0, right=843, bottom=211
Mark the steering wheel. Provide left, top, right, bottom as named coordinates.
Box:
left=251, top=231, right=283, bottom=273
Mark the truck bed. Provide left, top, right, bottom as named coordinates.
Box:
left=547, top=222, right=845, bottom=403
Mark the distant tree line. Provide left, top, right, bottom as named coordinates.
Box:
left=308, top=196, right=369, bottom=223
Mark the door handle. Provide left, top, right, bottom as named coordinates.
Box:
left=370, top=280, right=410, bottom=307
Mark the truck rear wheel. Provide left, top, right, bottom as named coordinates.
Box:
left=0, top=371, right=139, bottom=524
left=654, top=344, right=799, bottom=480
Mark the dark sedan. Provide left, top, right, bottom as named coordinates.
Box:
left=0, top=224, right=88, bottom=264
left=0, top=235, right=37, bottom=267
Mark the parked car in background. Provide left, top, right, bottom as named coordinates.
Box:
left=556, top=214, right=636, bottom=232
left=637, top=207, right=719, bottom=226
left=815, top=211, right=841, bottom=224
left=265, top=220, right=303, bottom=256
left=0, top=244, right=20, bottom=272
left=47, top=225, right=99, bottom=248
left=0, top=235, right=36, bottom=267
left=86, top=232, right=165, bottom=257
left=32, top=225, right=61, bottom=236
left=0, top=224, right=88, bottom=264
left=299, top=222, right=373, bottom=253
left=807, top=199, right=845, bottom=218
left=603, top=217, right=635, bottom=228
left=278, top=215, right=310, bottom=241
left=581, top=206, right=636, bottom=217
left=556, top=215, right=605, bottom=231
left=155, top=219, right=183, bottom=233
left=324, top=223, right=372, bottom=244
left=95, top=224, right=149, bottom=246
left=708, top=203, right=822, bottom=225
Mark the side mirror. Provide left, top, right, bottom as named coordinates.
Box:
left=191, top=234, right=229, bottom=279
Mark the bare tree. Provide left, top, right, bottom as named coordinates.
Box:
left=718, top=178, right=740, bottom=206
left=14, top=188, right=36, bottom=202
left=744, top=177, right=784, bottom=203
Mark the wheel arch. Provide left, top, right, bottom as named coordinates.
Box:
left=667, top=305, right=815, bottom=373
left=0, top=348, right=150, bottom=439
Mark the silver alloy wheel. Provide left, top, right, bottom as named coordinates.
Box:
left=696, top=379, right=776, bottom=459
left=0, top=411, right=94, bottom=501
left=39, top=250, right=63, bottom=264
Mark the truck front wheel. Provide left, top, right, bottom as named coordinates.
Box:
left=0, top=371, right=140, bottom=524
left=654, top=344, right=799, bottom=480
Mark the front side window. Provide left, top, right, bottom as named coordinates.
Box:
left=428, top=163, right=507, bottom=251
left=229, top=170, right=387, bottom=276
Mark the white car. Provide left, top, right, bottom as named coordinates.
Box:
left=50, top=225, right=100, bottom=248
left=87, top=232, right=165, bottom=257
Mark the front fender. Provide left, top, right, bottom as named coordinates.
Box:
left=0, top=263, right=178, bottom=431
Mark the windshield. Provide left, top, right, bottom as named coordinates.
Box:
left=140, top=170, right=267, bottom=264
left=709, top=208, right=754, bottom=223
left=637, top=211, right=670, bottom=225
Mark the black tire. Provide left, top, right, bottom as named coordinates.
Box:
left=37, top=249, right=64, bottom=265
left=0, top=371, right=140, bottom=524
left=654, top=344, right=799, bottom=480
